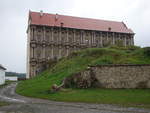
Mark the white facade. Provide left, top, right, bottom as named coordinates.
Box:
left=5, top=76, right=18, bottom=81
left=0, top=68, right=5, bottom=85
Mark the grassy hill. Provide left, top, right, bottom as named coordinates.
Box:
left=16, top=46, right=150, bottom=108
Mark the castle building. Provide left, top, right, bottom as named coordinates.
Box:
left=27, top=11, right=134, bottom=78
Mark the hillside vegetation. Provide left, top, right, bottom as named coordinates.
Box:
left=16, top=46, right=150, bottom=107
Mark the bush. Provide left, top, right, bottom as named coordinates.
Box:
left=126, top=45, right=141, bottom=51
left=68, top=51, right=79, bottom=58
left=143, top=47, right=150, bottom=57
left=47, top=59, right=58, bottom=68
left=109, top=45, right=127, bottom=50
left=109, top=45, right=141, bottom=51
left=115, top=40, right=124, bottom=47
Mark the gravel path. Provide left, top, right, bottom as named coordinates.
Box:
left=0, top=83, right=150, bottom=113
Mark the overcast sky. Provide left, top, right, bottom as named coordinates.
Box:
left=0, top=0, right=150, bottom=73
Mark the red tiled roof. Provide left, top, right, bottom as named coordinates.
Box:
left=29, top=11, right=134, bottom=34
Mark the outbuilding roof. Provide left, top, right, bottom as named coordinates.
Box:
left=29, top=11, right=134, bottom=34
left=0, top=64, right=6, bottom=70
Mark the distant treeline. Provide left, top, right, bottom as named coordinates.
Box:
left=6, top=72, right=26, bottom=78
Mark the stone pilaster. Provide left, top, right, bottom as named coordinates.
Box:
left=33, top=26, right=37, bottom=41
left=59, top=27, right=61, bottom=43
left=100, top=32, right=103, bottom=47
left=81, top=30, right=83, bottom=44
left=51, top=45, right=54, bottom=59
left=93, top=31, right=96, bottom=45
left=73, top=29, right=76, bottom=46
left=59, top=46, right=62, bottom=59
left=43, top=27, right=46, bottom=42
left=112, top=32, right=115, bottom=45
left=51, top=27, right=54, bottom=42
left=66, top=47, right=69, bottom=56
left=43, top=45, right=46, bottom=59
left=107, top=32, right=109, bottom=42
left=66, top=28, right=69, bottom=42
left=30, top=47, right=34, bottom=59
left=124, top=34, right=127, bottom=47
left=131, top=35, right=134, bottom=45
left=30, top=27, right=33, bottom=41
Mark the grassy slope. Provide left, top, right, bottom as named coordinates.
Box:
left=16, top=47, right=150, bottom=107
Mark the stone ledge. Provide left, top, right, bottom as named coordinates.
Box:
left=90, top=64, right=150, bottom=67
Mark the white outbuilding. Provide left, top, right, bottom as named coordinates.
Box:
left=0, top=64, right=6, bottom=85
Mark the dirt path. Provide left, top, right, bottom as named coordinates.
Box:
left=0, top=83, right=149, bottom=113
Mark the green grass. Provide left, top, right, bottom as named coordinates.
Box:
left=16, top=46, right=150, bottom=108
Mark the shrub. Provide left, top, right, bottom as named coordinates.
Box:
left=67, top=51, right=80, bottom=59
left=109, top=45, right=141, bottom=52
left=109, top=45, right=127, bottom=50
left=47, top=59, right=57, bottom=68
left=126, top=45, right=141, bottom=51
left=143, top=47, right=150, bottom=57
left=115, top=40, right=124, bottom=47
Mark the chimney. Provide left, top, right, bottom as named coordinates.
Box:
left=40, top=10, right=43, bottom=17
left=60, top=22, right=64, bottom=27
left=108, top=27, right=111, bottom=31
left=55, top=13, right=59, bottom=21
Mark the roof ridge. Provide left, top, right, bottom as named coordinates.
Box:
left=31, top=11, right=123, bottom=24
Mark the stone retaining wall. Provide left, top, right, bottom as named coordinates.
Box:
left=64, top=64, right=150, bottom=88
